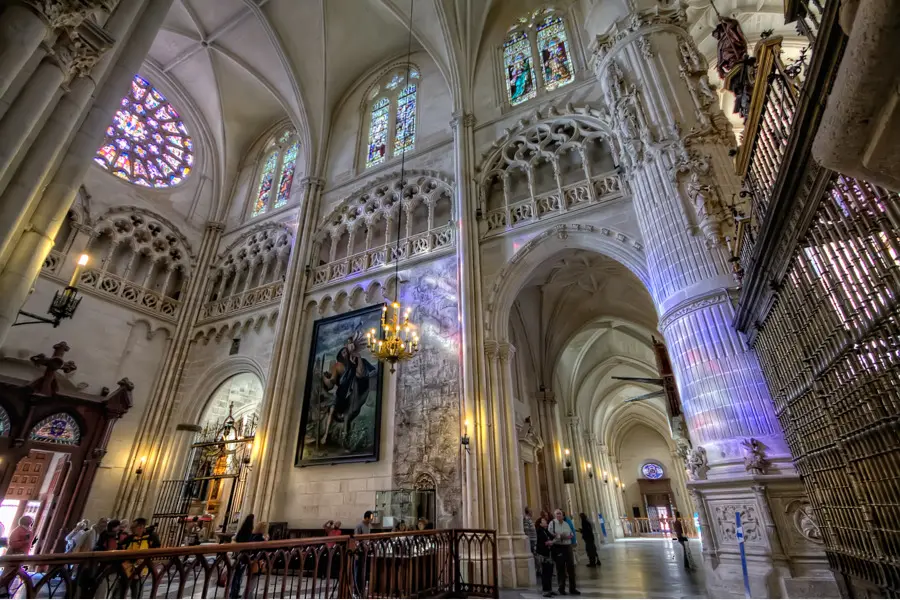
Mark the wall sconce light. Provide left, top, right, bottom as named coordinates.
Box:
left=562, top=449, right=574, bottom=484
left=603, top=471, right=609, bottom=484
left=620, top=482, right=625, bottom=490
left=586, top=463, right=594, bottom=479
left=460, top=420, right=470, bottom=452
left=243, top=441, right=253, bottom=464
left=135, top=455, right=147, bottom=476
left=15, top=254, right=89, bottom=328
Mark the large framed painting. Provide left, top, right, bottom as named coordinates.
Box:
left=296, top=305, right=385, bottom=466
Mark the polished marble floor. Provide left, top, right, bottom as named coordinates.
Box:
left=502, top=538, right=708, bottom=599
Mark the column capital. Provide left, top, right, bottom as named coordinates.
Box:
left=205, top=221, right=226, bottom=233
left=497, top=341, right=515, bottom=361
left=484, top=339, right=499, bottom=359
left=450, top=112, right=476, bottom=130
left=300, top=176, right=326, bottom=191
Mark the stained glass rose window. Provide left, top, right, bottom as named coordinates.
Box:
left=94, top=75, right=193, bottom=188
left=641, top=462, right=665, bottom=479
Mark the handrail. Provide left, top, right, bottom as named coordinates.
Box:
left=0, top=528, right=499, bottom=599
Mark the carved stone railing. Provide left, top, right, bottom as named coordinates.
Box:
left=482, top=171, right=624, bottom=237
left=78, top=268, right=181, bottom=321
left=310, top=223, right=455, bottom=290
left=42, top=249, right=64, bottom=276
left=198, top=280, right=285, bottom=324
left=619, top=517, right=699, bottom=539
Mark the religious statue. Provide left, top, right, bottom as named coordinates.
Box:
left=687, top=446, right=709, bottom=480
left=743, top=438, right=771, bottom=474
left=712, top=15, right=749, bottom=79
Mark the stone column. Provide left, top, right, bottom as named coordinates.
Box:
left=245, top=177, right=324, bottom=518
left=589, top=3, right=836, bottom=596
left=0, top=2, right=51, bottom=100
left=0, top=0, right=170, bottom=347
left=566, top=416, right=589, bottom=515
left=535, top=389, right=564, bottom=509
left=111, top=222, right=222, bottom=518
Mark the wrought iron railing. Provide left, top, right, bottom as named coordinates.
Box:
left=0, top=529, right=498, bottom=599
left=785, top=0, right=833, bottom=46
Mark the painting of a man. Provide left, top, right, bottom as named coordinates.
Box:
left=297, top=306, right=384, bottom=465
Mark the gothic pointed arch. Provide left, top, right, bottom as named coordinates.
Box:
left=475, top=105, right=622, bottom=236
left=310, top=170, right=455, bottom=289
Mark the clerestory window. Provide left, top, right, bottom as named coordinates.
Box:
left=364, top=68, right=419, bottom=169
left=503, top=7, right=575, bottom=107
left=251, top=129, right=300, bottom=218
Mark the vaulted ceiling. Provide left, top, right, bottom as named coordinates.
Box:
left=138, top=0, right=804, bottom=219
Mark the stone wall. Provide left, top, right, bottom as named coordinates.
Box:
left=392, top=255, right=462, bottom=528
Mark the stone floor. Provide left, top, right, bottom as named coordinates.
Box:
left=502, top=538, right=708, bottom=599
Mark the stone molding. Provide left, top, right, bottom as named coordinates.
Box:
left=657, top=288, right=737, bottom=332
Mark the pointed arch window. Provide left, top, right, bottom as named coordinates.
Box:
left=29, top=413, right=81, bottom=446
left=502, top=7, right=576, bottom=107
left=364, top=68, right=420, bottom=170
left=251, top=129, right=300, bottom=218
left=0, top=406, right=9, bottom=437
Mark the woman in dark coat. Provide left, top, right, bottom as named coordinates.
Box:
left=578, top=513, right=600, bottom=567
left=534, top=516, right=556, bottom=597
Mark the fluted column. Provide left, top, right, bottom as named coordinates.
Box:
left=592, top=3, right=787, bottom=477
left=565, top=416, right=589, bottom=515
left=112, top=221, right=223, bottom=518
left=246, top=176, right=324, bottom=517
left=0, top=0, right=171, bottom=347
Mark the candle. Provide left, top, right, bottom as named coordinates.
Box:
left=69, top=254, right=89, bottom=287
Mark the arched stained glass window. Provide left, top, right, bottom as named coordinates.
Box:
left=253, top=152, right=277, bottom=217
left=29, top=413, right=80, bottom=446
left=275, top=141, right=299, bottom=209
left=366, top=97, right=390, bottom=168
left=250, top=129, right=300, bottom=218
left=394, top=84, right=417, bottom=154
left=94, top=75, right=193, bottom=188
left=0, top=406, right=9, bottom=437
left=502, top=8, right=576, bottom=106
left=363, top=68, right=420, bottom=170
left=537, top=14, right=574, bottom=91
left=641, top=462, right=664, bottom=479
left=504, top=30, right=536, bottom=106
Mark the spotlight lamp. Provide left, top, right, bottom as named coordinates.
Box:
left=135, top=455, right=147, bottom=476
left=243, top=441, right=253, bottom=464
left=586, top=462, right=594, bottom=479
left=461, top=419, right=471, bottom=452
left=603, top=471, right=609, bottom=483
left=563, top=448, right=572, bottom=468
left=14, top=254, right=89, bottom=328
left=562, top=449, right=574, bottom=484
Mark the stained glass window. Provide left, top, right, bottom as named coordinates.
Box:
left=0, top=406, right=9, bottom=437
left=275, top=141, right=299, bottom=209
left=394, top=84, right=417, bottom=155
left=29, top=413, right=80, bottom=446
left=504, top=30, right=536, bottom=106
left=537, top=15, right=574, bottom=91
left=366, top=97, right=390, bottom=168
left=642, top=463, right=664, bottom=479
left=93, top=75, right=193, bottom=188
left=253, top=152, right=277, bottom=217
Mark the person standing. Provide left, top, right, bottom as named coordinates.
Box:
left=523, top=507, right=538, bottom=575
left=578, top=513, right=600, bottom=568
left=0, top=516, right=34, bottom=595
left=549, top=509, right=579, bottom=595
left=672, top=512, right=691, bottom=569
left=230, top=514, right=255, bottom=598
left=65, top=519, right=90, bottom=553
left=535, top=516, right=556, bottom=597
left=353, top=511, right=373, bottom=596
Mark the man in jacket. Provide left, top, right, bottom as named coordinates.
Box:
left=548, top=509, right=580, bottom=595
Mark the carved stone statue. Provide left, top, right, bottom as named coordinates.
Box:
left=712, top=16, right=749, bottom=79
left=687, top=446, right=709, bottom=480
left=743, top=437, right=771, bottom=474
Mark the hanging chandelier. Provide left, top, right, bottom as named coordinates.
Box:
left=365, top=0, right=420, bottom=374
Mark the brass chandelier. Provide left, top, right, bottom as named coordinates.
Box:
left=365, top=0, right=419, bottom=374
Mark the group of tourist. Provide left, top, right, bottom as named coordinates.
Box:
left=524, top=507, right=593, bottom=597
left=64, top=516, right=161, bottom=554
